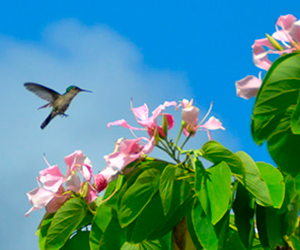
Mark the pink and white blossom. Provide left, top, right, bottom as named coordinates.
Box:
left=26, top=151, right=97, bottom=216
left=253, top=14, right=300, bottom=70
left=94, top=137, right=156, bottom=193
left=108, top=101, right=177, bottom=138
left=178, top=99, right=225, bottom=140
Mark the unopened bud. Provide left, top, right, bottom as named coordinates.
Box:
left=94, top=174, right=108, bottom=193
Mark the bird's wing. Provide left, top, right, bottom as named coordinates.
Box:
left=24, top=83, right=60, bottom=102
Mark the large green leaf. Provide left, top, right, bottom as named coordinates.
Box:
left=45, top=198, right=88, bottom=250
left=232, top=183, right=255, bottom=249
left=282, top=194, right=300, bottom=237
left=201, top=141, right=245, bottom=180
left=90, top=204, right=112, bottom=250
left=187, top=212, right=203, bottom=249
left=214, top=211, right=230, bottom=249
left=61, top=228, right=90, bottom=250
left=267, top=106, right=300, bottom=176
left=191, top=198, right=218, bottom=250
left=37, top=213, right=55, bottom=250
left=159, top=164, right=176, bottom=215
left=256, top=206, right=281, bottom=249
left=206, top=162, right=231, bottom=225
left=236, top=151, right=272, bottom=206
left=98, top=210, right=125, bottom=250
left=256, top=162, right=285, bottom=208
left=252, top=52, right=300, bottom=144
left=119, top=168, right=161, bottom=227
left=126, top=177, right=194, bottom=243
left=147, top=179, right=194, bottom=241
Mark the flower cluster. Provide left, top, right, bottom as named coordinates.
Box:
left=26, top=99, right=224, bottom=215
left=236, top=14, right=300, bottom=99
left=26, top=151, right=97, bottom=216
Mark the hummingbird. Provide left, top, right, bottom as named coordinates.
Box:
left=24, top=83, right=92, bottom=129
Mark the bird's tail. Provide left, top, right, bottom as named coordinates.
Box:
left=41, top=112, right=56, bottom=129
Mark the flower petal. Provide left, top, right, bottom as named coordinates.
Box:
left=162, top=113, right=175, bottom=130
left=66, top=172, right=81, bottom=192
left=181, top=106, right=199, bottom=127
left=276, top=14, right=297, bottom=31
left=39, top=165, right=66, bottom=192
left=162, top=101, right=177, bottom=108
left=290, top=20, right=300, bottom=44
left=64, top=150, right=93, bottom=177
left=252, top=38, right=274, bottom=70
left=25, top=187, right=56, bottom=216
left=85, top=183, right=98, bottom=203
left=107, top=119, right=141, bottom=130
left=235, top=74, right=262, bottom=99
left=46, top=193, right=70, bottom=214
left=200, top=116, right=225, bottom=130
left=176, top=99, right=193, bottom=110
left=103, top=138, right=148, bottom=174
left=132, top=104, right=149, bottom=121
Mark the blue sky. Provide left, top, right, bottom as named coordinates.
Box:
left=0, top=1, right=298, bottom=249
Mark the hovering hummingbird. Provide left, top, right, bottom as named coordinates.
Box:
left=24, top=83, right=92, bottom=129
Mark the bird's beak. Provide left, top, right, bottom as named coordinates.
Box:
left=79, top=88, right=92, bottom=93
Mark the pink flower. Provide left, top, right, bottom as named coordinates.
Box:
left=104, top=137, right=155, bottom=172
left=64, top=150, right=93, bottom=181
left=25, top=176, right=70, bottom=216
left=26, top=151, right=98, bottom=216
left=93, top=137, right=155, bottom=193
left=108, top=101, right=177, bottom=138
left=176, top=99, right=194, bottom=110
left=178, top=100, right=225, bottom=140
left=253, top=14, right=300, bottom=70
left=235, top=72, right=262, bottom=99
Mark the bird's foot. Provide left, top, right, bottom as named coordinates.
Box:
left=62, top=113, right=69, bottom=118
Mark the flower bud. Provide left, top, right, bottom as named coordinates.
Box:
left=94, top=174, right=108, bottom=193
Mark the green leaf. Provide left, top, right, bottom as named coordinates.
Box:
left=159, top=164, right=176, bottom=215
left=214, top=211, right=230, bottom=249
left=267, top=106, right=300, bottom=176
left=61, top=228, right=90, bottom=250
left=282, top=194, right=300, bottom=237
left=119, top=168, right=160, bottom=227
left=256, top=162, right=285, bottom=208
left=191, top=198, right=218, bottom=250
left=256, top=205, right=281, bottom=249
left=38, top=213, right=55, bottom=250
left=90, top=204, right=112, bottom=250
left=201, top=141, right=245, bottom=180
left=206, top=162, right=231, bottom=224
left=98, top=210, right=125, bottom=250
left=291, top=92, right=300, bottom=133
left=147, top=179, right=194, bottom=241
left=194, top=159, right=210, bottom=218
left=121, top=233, right=171, bottom=250
left=236, top=151, right=272, bottom=206
left=252, top=52, right=300, bottom=144
left=232, top=183, right=255, bottom=249
left=126, top=177, right=194, bottom=243
left=187, top=212, right=203, bottom=249
left=126, top=194, right=164, bottom=243
left=45, top=198, right=88, bottom=250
